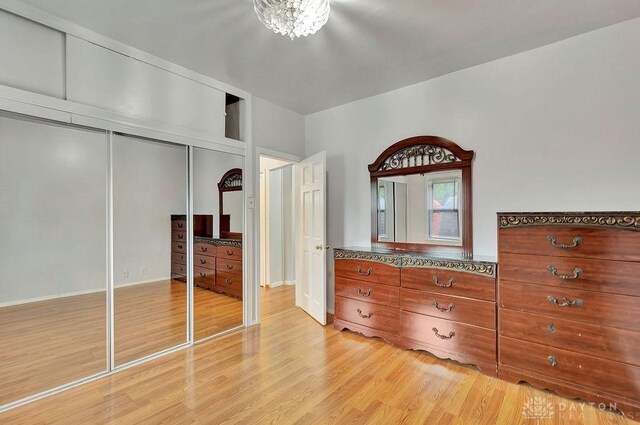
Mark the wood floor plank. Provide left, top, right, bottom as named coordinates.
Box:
left=0, top=286, right=637, bottom=424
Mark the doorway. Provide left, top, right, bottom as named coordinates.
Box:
left=259, top=155, right=297, bottom=319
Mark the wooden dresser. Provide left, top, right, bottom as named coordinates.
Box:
left=171, top=215, right=243, bottom=300
left=497, top=212, right=640, bottom=416
left=334, top=248, right=498, bottom=375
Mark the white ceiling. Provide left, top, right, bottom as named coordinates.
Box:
left=19, top=0, right=640, bottom=114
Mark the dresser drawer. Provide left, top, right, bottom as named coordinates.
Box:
left=499, top=226, right=640, bottom=262
left=171, top=219, right=186, bottom=231
left=335, top=259, right=400, bottom=286
left=171, top=230, right=186, bottom=243
left=217, top=258, right=242, bottom=274
left=171, top=241, right=187, bottom=253
left=401, top=268, right=495, bottom=301
left=500, top=336, right=640, bottom=401
left=194, top=254, right=215, bottom=270
left=335, top=296, right=399, bottom=333
left=217, top=245, right=242, bottom=261
left=335, top=277, right=399, bottom=307
left=401, top=311, right=496, bottom=360
left=171, top=252, right=186, bottom=265
left=216, top=271, right=243, bottom=295
left=500, top=252, right=640, bottom=297
left=194, top=267, right=215, bottom=288
left=401, top=288, right=495, bottom=329
left=500, top=280, right=640, bottom=331
left=194, top=243, right=216, bottom=257
left=500, top=309, right=640, bottom=366
left=171, top=262, right=187, bottom=277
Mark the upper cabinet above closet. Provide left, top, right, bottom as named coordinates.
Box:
left=66, top=36, right=226, bottom=139
left=0, top=11, right=65, bottom=98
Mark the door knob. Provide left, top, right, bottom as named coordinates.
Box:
left=315, top=245, right=322, bottom=250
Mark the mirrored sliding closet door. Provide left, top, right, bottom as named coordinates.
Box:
left=0, top=113, right=108, bottom=405
left=192, top=147, right=244, bottom=340
left=112, top=134, right=188, bottom=366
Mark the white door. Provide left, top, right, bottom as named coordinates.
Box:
left=296, top=151, right=327, bottom=325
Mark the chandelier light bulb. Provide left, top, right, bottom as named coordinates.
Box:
left=254, top=0, right=330, bottom=40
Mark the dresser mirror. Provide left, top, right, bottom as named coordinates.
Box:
left=369, top=136, right=474, bottom=256
left=218, top=168, right=243, bottom=239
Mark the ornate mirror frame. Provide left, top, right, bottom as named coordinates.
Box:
left=218, top=168, right=242, bottom=240
left=369, top=136, right=475, bottom=256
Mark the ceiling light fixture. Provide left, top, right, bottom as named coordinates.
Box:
left=253, top=0, right=330, bottom=40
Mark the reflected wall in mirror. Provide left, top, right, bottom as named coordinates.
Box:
left=0, top=114, right=108, bottom=405
left=113, top=134, right=187, bottom=366
left=192, top=150, right=243, bottom=341
left=370, top=136, right=474, bottom=256
left=218, top=168, right=243, bottom=239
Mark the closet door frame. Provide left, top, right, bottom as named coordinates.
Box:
left=0, top=113, right=249, bottom=414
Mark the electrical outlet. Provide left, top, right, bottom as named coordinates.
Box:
left=123, top=270, right=129, bottom=278
left=142, top=267, right=148, bottom=276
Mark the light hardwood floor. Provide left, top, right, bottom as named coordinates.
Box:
left=1, top=297, right=636, bottom=424
left=0, top=280, right=250, bottom=406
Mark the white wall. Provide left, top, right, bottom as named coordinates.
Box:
left=0, top=114, right=107, bottom=304
left=259, top=157, right=295, bottom=286
left=305, top=18, right=640, bottom=311
left=267, top=165, right=295, bottom=286
left=253, top=96, right=305, bottom=157
left=192, top=148, right=244, bottom=238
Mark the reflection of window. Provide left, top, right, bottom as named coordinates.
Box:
left=378, top=184, right=386, bottom=236
left=426, top=172, right=462, bottom=244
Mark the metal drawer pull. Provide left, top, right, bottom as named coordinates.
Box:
left=433, top=301, right=455, bottom=313
left=226, top=250, right=234, bottom=255
left=226, top=264, right=234, bottom=270
left=178, top=234, right=184, bottom=239
left=548, top=296, right=583, bottom=307
left=225, top=278, right=233, bottom=285
left=201, top=246, right=208, bottom=252
left=200, top=259, right=206, bottom=264
left=548, top=356, right=558, bottom=367
left=356, top=287, right=372, bottom=297
left=432, top=328, right=455, bottom=340
left=547, top=235, right=582, bottom=249
left=433, top=276, right=455, bottom=288
left=356, top=266, right=373, bottom=276
left=199, top=272, right=206, bottom=278
left=178, top=223, right=184, bottom=228
left=178, top=244, right=183, bottom=249
left=356, top=308, right=373, bottom=319
left=548, top=266, right=582, bottom=280
left=547, top=324, right=556, bottom=333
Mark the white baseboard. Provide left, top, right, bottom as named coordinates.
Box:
left=0, top=288, right=105, bottom=308
left=0, top=277, right=172, bottom=308
left=115, top=276, right=172, bottom=288
left=267, top=279, right=296, bottom=288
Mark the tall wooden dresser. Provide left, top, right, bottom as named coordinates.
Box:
left=334, top=248, right=498, bottom=375
left=498, top=212, right=640, bottom=416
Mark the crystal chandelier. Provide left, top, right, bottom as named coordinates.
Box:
left=254, top=0, right=330, bottom=40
